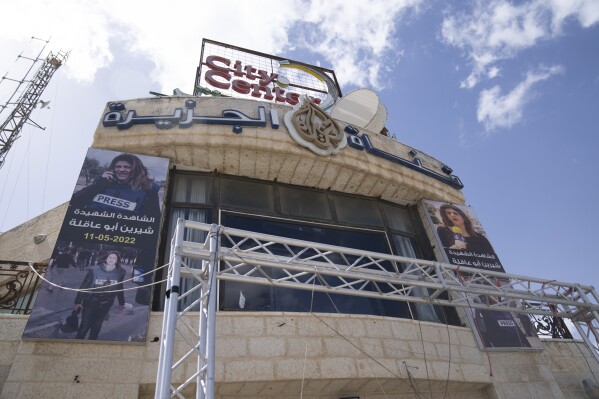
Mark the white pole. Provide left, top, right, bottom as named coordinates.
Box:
left=205, top=224, right=220, bottom=399
left=155, top=219, right=185, bottom=399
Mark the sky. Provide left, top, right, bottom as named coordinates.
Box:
left=0, top=0, right=598, bottom=295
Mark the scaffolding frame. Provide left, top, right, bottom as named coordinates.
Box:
left=156, top=220, right=599, bottom=399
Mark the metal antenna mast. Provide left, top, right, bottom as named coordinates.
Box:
left=0, top=37, right=69, bottom=169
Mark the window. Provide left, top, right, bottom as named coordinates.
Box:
left=156, top=172, right=459, bottom=325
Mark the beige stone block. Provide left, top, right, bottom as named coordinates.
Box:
left=140, top=362, right=158, bottom=383
left=277, top=155, right=301, bottom=183
left=324, top=337, right=361, bottom=357
left=363, top=319, right=394, bottom=338
left=232, top=381, right=266, bottom=395
left=224, top=359, right=274, bottom=382
left=254, top=151, right=271, bottom=181
left=454, top=363, right=492, bottom=383
left=342, top=171, right=366, bottom=193
left=291, top=316, right=331, bottom=337
left=355, top=173, right=377, bottom=197
left=5, top=355, right=50, bottom=382
left=248, top=337, right=286, bottom=358
left=216, top=337, right=247, bottom=359
left=0, top=316, right=28, bottom=340
left=419, top=325, right=443, bottom=343
left=358, top=337, right=385, bottom=358
left=231, top=316, right=266, bottom=337
left=390, top=320, right=420, bottom=340
left=0, top=382, right=20, bottom=399
left=274, top=358, right=320, bottom=380
left=107, top=358, right=143, bottom=383
left=0, top=343, right=18, bottom=366
left=43, top=356, right=113, bottom=383
left=319, top=357, right=357, bottom=379
left=238, top=148, right=257, bottom=178
left=15, top=342, right=34, bottom=355
left=290, top=157, right=315, bottom=186
left=355, top=357, right=398, bottom=379
left=285, top=337, right=324, bottom=357
left=303, top=161, right=327, bottom=187
left=328, top=166, right=354, bottom=192
left=15, top=382, right=72, bottom=399
left=144, top=340, right=160, bottom=360
left=382, top=338, right=411, bottom=358
left=216, top=381, right=243, bottom=395
left=457, top=344, right=483, bottom=361
left=334, top=318, right=366, bottom=338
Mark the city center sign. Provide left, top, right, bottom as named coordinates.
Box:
left=195, top=39, right=342, bottom=110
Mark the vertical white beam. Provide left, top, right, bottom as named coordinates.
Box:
left=156, top=219, right=185, bottom=399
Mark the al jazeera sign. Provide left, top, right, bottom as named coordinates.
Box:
left=422, top=200, right=542, bottom=351
left=23, top=148, right=169, bottom=343
left=195, top=39, right=341, bottom=109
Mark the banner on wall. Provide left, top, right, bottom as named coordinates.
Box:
left=23, top=148, right=169, bottom=343
left=422, top=200, right=542, bottom=350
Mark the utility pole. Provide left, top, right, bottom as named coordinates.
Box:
left=0, top=37, right=69, bottom=169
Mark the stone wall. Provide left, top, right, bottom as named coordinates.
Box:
left=0, top=202, right=68, bottom=263
left=2, top=311, right=597, bottom=398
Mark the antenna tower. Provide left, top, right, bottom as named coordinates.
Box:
left=0, top=37, right=69, bottom=169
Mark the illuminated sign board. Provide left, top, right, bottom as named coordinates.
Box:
left=195, top=39, right=342, bottom=109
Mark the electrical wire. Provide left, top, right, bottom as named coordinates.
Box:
left=416, top=315, right=434, bottom=399
left=300, top=269, right=317, bottom=399
left=41, top=70, right=60, bottom=211
left=575, top=340, right=599, bottom=384
left=0, top=129, right=30, bottom=230
left=435, top=299, right=452, bottom=399
left=28, top=261, right=169, bottom=294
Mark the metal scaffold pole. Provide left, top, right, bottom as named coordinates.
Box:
left=155, top=220, right=184, bottom=398
left=156, top=222, right=220, bottom=399
left=155, top=220, right=599, bottom=398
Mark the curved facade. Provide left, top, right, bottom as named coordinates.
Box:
left=1, top=95, right=598, bottom=399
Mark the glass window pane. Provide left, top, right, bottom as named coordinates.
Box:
left=220, top=178, right=274, bottom=212
left=333, top=195, right=383, bottom=226
left=220, top=213, right=411, bottom=319
left=172, top=175, right=212, bottom=204
left=279, top=186, right=331, bottom=219
left=383, top=203, right=414, bottom=233
left=158, top=208, right=211, bottom=311
left=392, top=233, right=440, bottom=323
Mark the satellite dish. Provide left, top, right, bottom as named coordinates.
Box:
left=330, top=89, right=387, bottom=133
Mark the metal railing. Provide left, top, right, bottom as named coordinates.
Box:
left=156, top=220, right=599, bottom=399
left=0, top=260, right=46, bottom=314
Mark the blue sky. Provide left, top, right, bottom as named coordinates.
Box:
left=1, top=0, right=598, bottom=292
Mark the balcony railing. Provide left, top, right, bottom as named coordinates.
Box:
left=0, top=260, right=46, bottom=314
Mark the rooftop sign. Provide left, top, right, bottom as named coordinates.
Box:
left=195, top=39, right=342, bottom=109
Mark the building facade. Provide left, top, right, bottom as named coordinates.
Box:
left=1, top=49, right=598, bottom=398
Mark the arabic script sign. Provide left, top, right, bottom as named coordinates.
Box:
left=102, top=100, right=279, bottom=133
left=284, top=96, right=346, bottom=156
left=23, top=148, right=169, bottom=343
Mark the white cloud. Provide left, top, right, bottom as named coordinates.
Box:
left=477, top=65, right=564, bottom=133
left=442, top=0, right=599, bottom=88
left=0, top=0, right=420, bottom=94
left=296, top=0, right=422, bottom=88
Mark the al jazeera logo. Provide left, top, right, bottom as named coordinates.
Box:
left=284, top=96, right=347, bottom=156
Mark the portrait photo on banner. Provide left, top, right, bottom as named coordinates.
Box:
left=422, top=199, right=543, bottom=351
left=23, top=148, right=169, bottom=343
